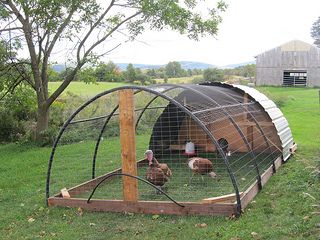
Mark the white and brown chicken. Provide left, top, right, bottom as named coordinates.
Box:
left=188, top=157, right=217, bottom=182
left=145, top=150, right=172, bottom=193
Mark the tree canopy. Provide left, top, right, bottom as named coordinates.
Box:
left=203, top=67, right=224, bottom=82
left=311, top=17, right=320, bottom=47
left=165, top=61, right=184, bottom=78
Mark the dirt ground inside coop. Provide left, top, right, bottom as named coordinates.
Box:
left=71, top=152, right=274, bottom=203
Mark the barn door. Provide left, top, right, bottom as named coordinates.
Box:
left=283, top=71, right=307, bottom=86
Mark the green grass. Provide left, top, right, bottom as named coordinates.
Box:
left=1, top=87, right=319, bottom=239
left=49, top=82, right=127, bottom=97
left=155, top=75, right=199, bottom=84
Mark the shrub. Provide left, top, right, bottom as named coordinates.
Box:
left=0, top=85, right=36, bottom=142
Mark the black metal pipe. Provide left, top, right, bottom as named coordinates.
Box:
left=86, top=172, right=185, bottom=208
left=91, top=105, right=119, bottom=179
left=135, top=86, right=177, bottom=130
left=204, top=82, right=277, bottom=175
left=92, top=87, right=177, bottom=180
left=46, top=85, right=242, bottom=217
left=164, top=83, right=261, bottom=212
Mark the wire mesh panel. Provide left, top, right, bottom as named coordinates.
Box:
left=47, top=84, right=288, bottom=214
left=48, top=92, right=123, bottom=197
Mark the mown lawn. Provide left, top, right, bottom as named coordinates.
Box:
left=0, top=86, right=319, bottom=239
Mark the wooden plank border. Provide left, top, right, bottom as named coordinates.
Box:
left=49, top=157, right=283, bottom=216
left=54, top=159, right=148, bottom=197
left=241, top=156, right=282, bottom=209
left=47, top=197, right=237, bottom=216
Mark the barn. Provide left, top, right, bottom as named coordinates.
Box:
left=255, top=40, right=320, bottom=87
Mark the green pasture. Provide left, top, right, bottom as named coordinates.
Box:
left=49, top=82, right=127, bottom=97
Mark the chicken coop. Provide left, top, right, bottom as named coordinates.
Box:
left=46, top=83, right=297, bottom=217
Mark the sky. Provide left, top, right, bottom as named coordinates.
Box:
left=101, top=0, right=320, bottom=67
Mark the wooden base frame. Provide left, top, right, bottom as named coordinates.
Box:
left=47, top=157, right=283, bottom=216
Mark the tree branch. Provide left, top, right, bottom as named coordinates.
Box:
left=0, top=76, right=23, bottom=101
left=47, top=9, right=142, bottom=107
left=46, top=65, right=82, bottom=107
left=0, top=26, right=23, bottom=33
left=83, top=11, right=142, bottom=60
left=77, top=0, right=116, bottom=63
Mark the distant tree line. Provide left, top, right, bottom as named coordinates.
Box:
left=192, top=64, right=256, bottom=84
left=49, top=61, right=205, bottom=84
left=49, top=61, right=256, bottom=85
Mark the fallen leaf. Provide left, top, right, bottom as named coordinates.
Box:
left=195, top=223, right=207, bottom=228
left=152, top=214, right=160, bottom=220
left=125, top=212, right=134, bottom=216
left=77, top=207, right=83, bottom=216
left=303, top=216, right=310, bottom=221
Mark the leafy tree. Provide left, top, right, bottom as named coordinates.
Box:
left=235, top=64, right=256, bottom=78
left=135, top=68, right=151, bottom=85
left=0, top=41, right=36, bottom=142
left=311, top=17, right=320, bottom=47
left=222, top=64, right=256, bottom=79
left=146, top=69, right=156, bottom=78
left=165, top=61, right=183, bottom=78
left=0, top=0, right=227, bottom=140
left=95, top=61, right=122, bottom=82
left=47, top=66, right=61, bottom=82
left=203, top=68, right=224, bottom=82
left=77, top=68, right=97, bottom=83
left=125, top=63, right=137, bottom=83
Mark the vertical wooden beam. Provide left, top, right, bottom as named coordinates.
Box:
left=119, top=89, right=138, bottom=201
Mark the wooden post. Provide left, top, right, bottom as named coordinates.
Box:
left=119, top=89, right=138, bottom=201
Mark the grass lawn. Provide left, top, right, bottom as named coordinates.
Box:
left=0, top=87, right=319, bottom=239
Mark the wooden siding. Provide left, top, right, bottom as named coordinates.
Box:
left=256, top=40, right=320, bottom=87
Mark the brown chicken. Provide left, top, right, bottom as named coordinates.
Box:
left=145, top=150, right=172, bottom=192
left=146, top=165, right=169, bottom=188
left=188, top=157, right=217, bottom=182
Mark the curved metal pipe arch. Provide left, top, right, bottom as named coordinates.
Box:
left=46, top=85, right=242, bottom=215
left=203, top=83, right=278, bottom=173
left=158, top=84, right=262, bottom=190
left=91, top=86, right=178, bottom=179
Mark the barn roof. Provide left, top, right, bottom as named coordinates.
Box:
left=255, top=39, right=320, bottom=57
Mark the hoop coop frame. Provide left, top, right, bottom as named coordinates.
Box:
left=46, top=83, right=296, bottom=217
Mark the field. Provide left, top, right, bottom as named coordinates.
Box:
left=49, top=82, right=127, bottom=97
left=155, top=75, right=199, bottom=84
left=0, top=85, right=319, bottom=239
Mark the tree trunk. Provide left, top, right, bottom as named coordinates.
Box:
left=35, top=103, right=49, bottom=141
